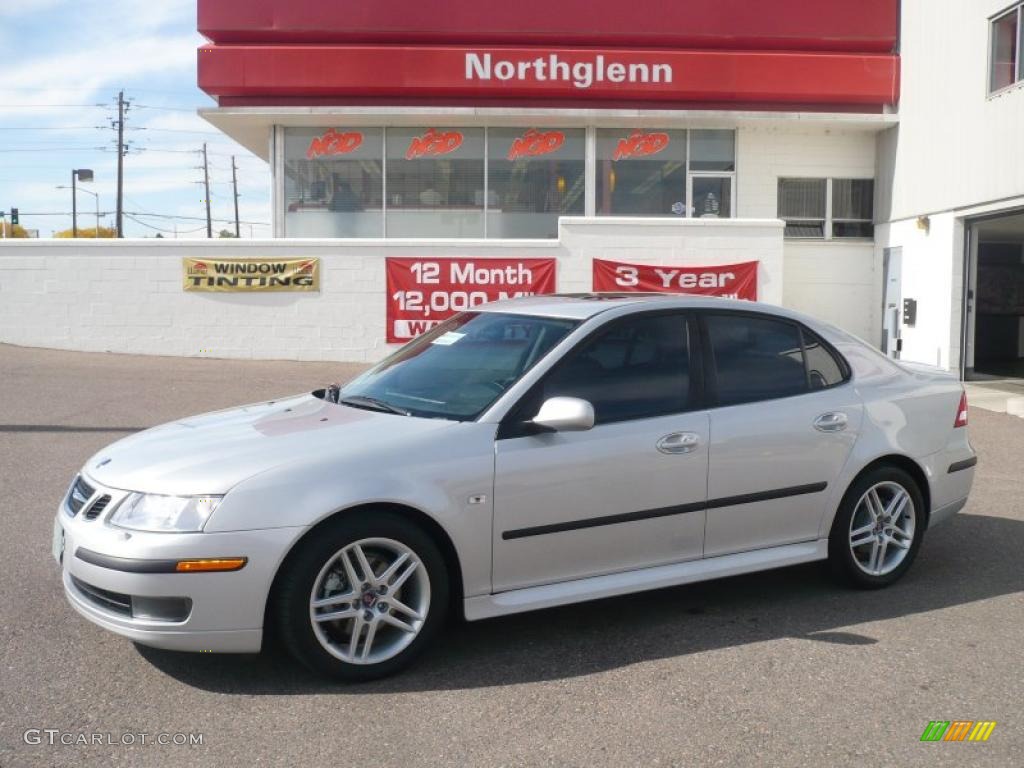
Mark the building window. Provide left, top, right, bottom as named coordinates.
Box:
left=385, top=127, right=485, bottom=238
left=595, top=129, right=687, bottom=216
left=990, top=5, right=1022, bottom=93
left=778, top=178, right=827, bottom=238
left=282, top=126, right=739, bottom=238
left=488, top=128, right=585, bottom=238
left=831, top=179, right=874, bottom=238
left=778, top=178, right=874, bottom=240
left=283, top=128, right=384, bottom=238
left=596, top=129, right=735, bottom=218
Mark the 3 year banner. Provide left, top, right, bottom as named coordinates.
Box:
left=386, top=257, right=556, bottom=343
left=593, top=258, right=758, bottom=300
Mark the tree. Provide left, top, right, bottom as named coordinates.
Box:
left=0, top=221, right=30, bottom=238
left=54, top=227, right=117, bottom=239
left=218, top=228, right=237, bottom=238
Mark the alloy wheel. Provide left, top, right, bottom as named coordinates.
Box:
left=309, top=537, right=430, bottom=665
left=848, top=481, right=916, bottom=577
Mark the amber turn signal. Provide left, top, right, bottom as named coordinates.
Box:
left=175, top=557, right=247, bottom=573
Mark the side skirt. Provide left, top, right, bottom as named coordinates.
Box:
left=464, top=539, right=828, bottom=621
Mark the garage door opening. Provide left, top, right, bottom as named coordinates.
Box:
left=967, top=211, right=1024, bottom=380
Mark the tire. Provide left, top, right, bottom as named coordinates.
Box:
left=828, top=465, right=926, bottom=589
left=274, top=511, right=449, bottom=681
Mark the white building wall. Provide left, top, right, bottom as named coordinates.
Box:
left=874, top=0, right=1024, bottom=373
left=883, top=0, right=1024, bottom=222
left=0, top=219, right=783, bottom=363
left=875, top=215, right=963, bottom=370
left=738, top=125, right=880, bottom=343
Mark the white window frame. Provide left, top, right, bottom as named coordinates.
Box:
left=988, top=3, right=1024, bottom=95
left=779, top=177, right=874, bottom=241
left=687, top=172, right=736, bottom=219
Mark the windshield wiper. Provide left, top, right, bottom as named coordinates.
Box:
left=338, top=395, right=410, bottom=416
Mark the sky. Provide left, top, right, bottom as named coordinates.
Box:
left=0, top=0, right=271, bottom=238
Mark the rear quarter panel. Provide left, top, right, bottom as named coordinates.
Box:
left=815, top=332, right=970, bottom=535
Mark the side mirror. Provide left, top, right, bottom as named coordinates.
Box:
left=531, top=397, right=595, bottom=433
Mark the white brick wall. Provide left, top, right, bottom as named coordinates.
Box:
left=737, top=125, right=881, bottom=343
left=0, top=220, right=784, bottom=362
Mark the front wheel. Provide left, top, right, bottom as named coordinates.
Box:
left=274, top=512, right=449, bottom=681
left=828, top=466, right=926, bottom=589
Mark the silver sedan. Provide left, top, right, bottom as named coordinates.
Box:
left=54, top=295, right=976, bottom=680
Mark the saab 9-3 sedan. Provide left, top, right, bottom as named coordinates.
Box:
left=54, top=295, right=976, bottom=680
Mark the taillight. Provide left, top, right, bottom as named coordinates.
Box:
left=954, top=391, right=968, bottom=428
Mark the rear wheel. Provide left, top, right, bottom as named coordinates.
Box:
left=828, top=466, right=925, bottom=588
left=274, top=512, right=449, bottom=681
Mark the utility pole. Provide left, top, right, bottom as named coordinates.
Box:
left=202, top=143, right=212, bottom=239
left=114, top=91, right=128, bottom=238
left=231, top=156, right=241, bottom=238
left=72, top=169, right=78, bottom=238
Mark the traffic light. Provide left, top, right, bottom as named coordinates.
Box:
left=10, top=208, right=18, bottom=226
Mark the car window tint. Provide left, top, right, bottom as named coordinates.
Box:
left=706, top=314, right=807, bottom=406
left=803, top=330, right=845, bottom=390
left=540, top=314, right=690, bottom=423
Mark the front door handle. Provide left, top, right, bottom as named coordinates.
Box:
left=657, top=432, right=701, bottom=454
left=814, top=411, right=848, bottom=433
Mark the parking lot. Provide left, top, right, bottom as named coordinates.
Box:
left=1, top=342, right=1022, bottom=767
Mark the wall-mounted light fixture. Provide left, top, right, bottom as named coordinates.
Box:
left=916, top=215, right=930, bottom=234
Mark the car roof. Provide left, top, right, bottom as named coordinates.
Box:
left=477, top=293, right=794, bottom=321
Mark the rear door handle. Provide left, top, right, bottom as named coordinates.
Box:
left=814, top=412, right=848, bottom=433
left=657, top=432, right=701, bottom=454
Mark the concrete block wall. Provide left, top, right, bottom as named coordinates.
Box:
left=0, top=218, right=784, bottom=362
left=737, top=125, right=881, bottom=344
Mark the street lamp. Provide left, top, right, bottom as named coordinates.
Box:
left=70, top=169, right=94, bottom=238
left=57, top=185, right=100, bottom=237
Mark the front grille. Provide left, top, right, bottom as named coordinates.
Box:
left=70, top=575, right=131, bottom=616
left=83, top=495, right=112, bottom=521
left=66, top=476, right=94, bottom=517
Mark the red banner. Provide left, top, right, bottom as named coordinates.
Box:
left=386, top=257, right=557, bottom=343
left=593, top=258, right=758, bottom=300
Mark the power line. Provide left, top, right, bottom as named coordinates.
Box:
left=7, top=210, right=268, bottom=223
left=124, top=214, right=207, bottom=235
left=132, top=104, right=197, bottom=113
left=0, top=103, right=106, bottom=108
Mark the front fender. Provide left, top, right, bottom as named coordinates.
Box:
left=205, top=422, right=498, bottom=598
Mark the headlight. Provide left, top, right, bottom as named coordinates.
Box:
left=109, top=493, right=222, bottom=532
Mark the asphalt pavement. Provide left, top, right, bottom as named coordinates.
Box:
left=1, top=343, right=1022, bottom=767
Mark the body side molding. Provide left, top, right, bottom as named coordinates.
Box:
left=501, top=481, right=828, bottom=540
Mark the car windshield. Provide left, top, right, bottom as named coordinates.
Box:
left=339, top=312, right=579, bottom=420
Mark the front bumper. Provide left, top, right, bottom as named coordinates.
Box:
left=55, top=480, right=305, bottom=653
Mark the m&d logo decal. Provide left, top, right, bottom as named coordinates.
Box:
left=920, top=720, right=997, bottom=742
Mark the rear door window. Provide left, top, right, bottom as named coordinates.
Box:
left=801, top=329, right=846, bottom=390
left=705, top=314, right=808, bottom=406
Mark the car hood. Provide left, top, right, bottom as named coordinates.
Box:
left=83, top=394, right=459, bottom=496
